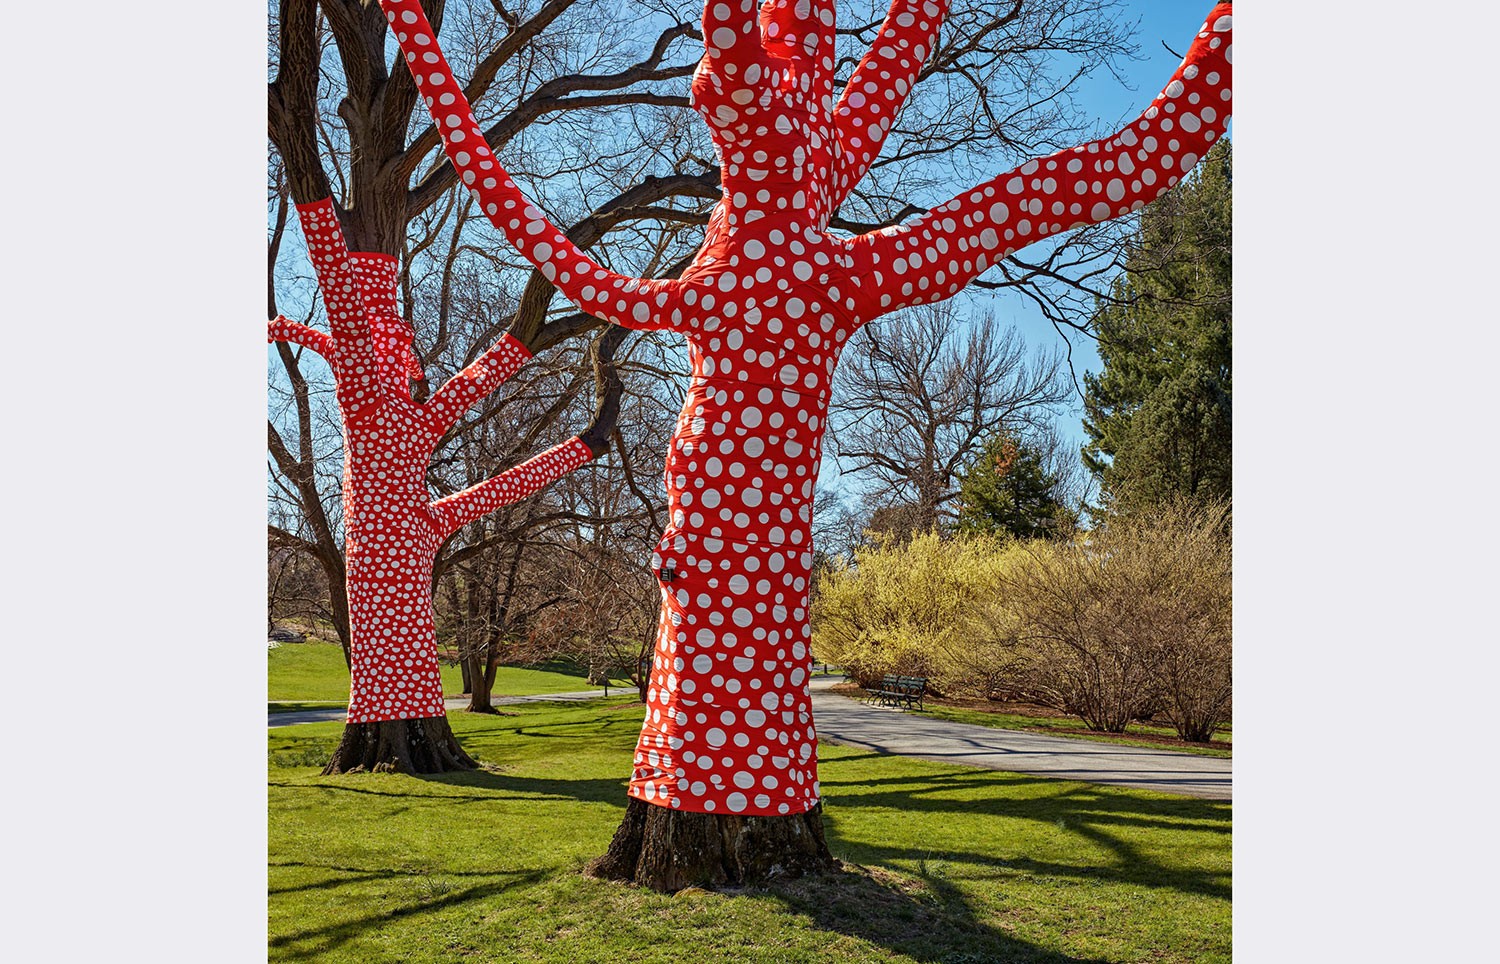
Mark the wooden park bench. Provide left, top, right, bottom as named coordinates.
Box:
left=868, top=674, right=928, bottom=712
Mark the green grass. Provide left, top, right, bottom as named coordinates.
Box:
left=270, top=700, right=1230, bottom=962
left=268, top=640, right=629, bottom=704
left=269, top=700, right=349, bottom=714
left=916, top=703, right=1233, bottom=759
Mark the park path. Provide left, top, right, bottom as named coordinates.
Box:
left=269, top=676, right=1231, bottom=801
left=808, top=677, right=1231, bottom=800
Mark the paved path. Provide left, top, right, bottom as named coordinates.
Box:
left=809, top=677, right=1231, bottom=800
left=270, top=676, right=1231, bottom=800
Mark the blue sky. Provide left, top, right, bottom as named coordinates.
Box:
left=996, top=0, right=1227, bottom=390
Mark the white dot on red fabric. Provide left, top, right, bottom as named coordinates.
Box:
left=286, top=195, right=594, bottom=725
left=377, top=0, right=1232, bottom=813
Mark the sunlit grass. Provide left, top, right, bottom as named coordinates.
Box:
left=268, top=640, right=627, bottom=704
left=270, top=699, right=1230, bottom=962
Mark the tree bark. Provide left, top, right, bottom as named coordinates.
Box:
left=463, top=654, right=502, bottom=713
left=322, top=715, right=478, bottom=774
left=327, top=567, right=352, bottom=667
left=585, top=798, right=837, bottom=893
left=465, top=660, right=498, bottom=713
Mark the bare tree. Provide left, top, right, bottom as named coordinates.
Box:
left=829, top=303, right=1071, bottom=532
left=517, top=352, right=684, bottom=700
left=435, top=527, right=559, bottom=714
left=267, top=544, right=331, bottom=636
left=428, top=309, right=684, bottom=709
left=531, top=542, right=660, bottom=702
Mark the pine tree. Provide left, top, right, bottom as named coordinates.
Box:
left=955, top=433, right=1076, bottom=539
left=1083, top=140, right=1232, bottom=513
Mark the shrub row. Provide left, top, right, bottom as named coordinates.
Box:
left=812, top=501, right=1231, bottom=742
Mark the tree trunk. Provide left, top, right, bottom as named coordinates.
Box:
left=585, top=797, right=837, bottom=893
left=459, top=650, right=473, bottom=695
left=466, top=675, right=496, bottom=713
left=322, top=715, right=478, bottom=774
left=465, top=654, right=500, bottom=713
left=327, top=562, right=352, bottom=668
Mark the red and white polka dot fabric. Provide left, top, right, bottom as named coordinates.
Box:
left=270, top=198, right=595, bottom=724
left=381, top=0, right=1231, bottom=811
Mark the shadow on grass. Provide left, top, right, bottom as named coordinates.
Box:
left=495, top=713, right=645, bottom=740
left=269, top=865, right=553, bottom=960
left=824, top=767, right=1231, bottom=830
left=269, top=860, right=549, bottom=896
left=421, top=767, right=629, bottom=805
left=764, top=863, right=1110, bottom=964
left=820, top=769, right=1231, bottom=902
left=269, top=703, right=1226, bottom=959
left=269, top=861, right=398, bottom=896
left=267, top=733, right=342, bottom=769
left=269, top=769, right=629, bottom=807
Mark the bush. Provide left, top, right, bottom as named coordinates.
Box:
left=1002, top=499, right=1231, bottom=738
left=811, top=501, right=1231, bottom=743
left=811, top=532, right=1032, bottom=694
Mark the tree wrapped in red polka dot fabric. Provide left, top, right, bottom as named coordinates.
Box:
left=380, top=0, right=1231, bottom=887
left=269, top=195, right=623, bottom=774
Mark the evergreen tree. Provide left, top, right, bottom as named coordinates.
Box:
left=955, top=433, right=1076, bottom=538
left=1083, top=140, right=1232, bottom=512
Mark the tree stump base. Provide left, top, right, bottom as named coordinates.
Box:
left=585, top=797, right=838, bottom=893
left=321, top=716, right=477, bottom=774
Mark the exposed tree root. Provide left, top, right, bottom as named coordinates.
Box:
left=586, top=797, right=838, bottom=893
left=321, top=715, right=477, bottom=774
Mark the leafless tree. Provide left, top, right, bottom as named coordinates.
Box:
left=516, top=352, right=683, bottom=698
left=435, top=522, right=563, bottom=713
left=829, top=302, right=1071, bottom=532
left=530, top=541, right=661, bottom=702
left=420, top=304, right=684, bottom=705
left=267, top=544, right=331, bottom=636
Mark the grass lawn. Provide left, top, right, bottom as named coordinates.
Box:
left=912, top=702, right=1232, bottom=760
left=270, top=700, right=1230, bottom=962
left=268, top=700, right=349, bottom=715
left=268, top=640, right=629, bottom=704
